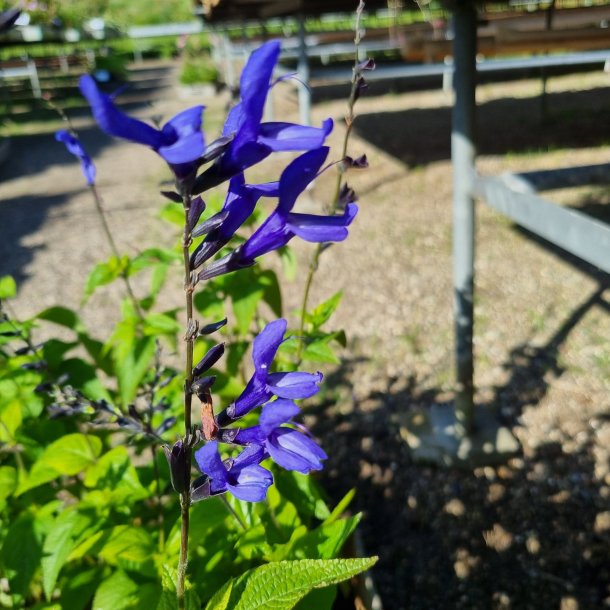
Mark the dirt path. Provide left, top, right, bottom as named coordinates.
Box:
left=1, top=61, right=609, bottom=610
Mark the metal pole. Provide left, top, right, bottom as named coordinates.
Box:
left=297, top=13, right=311, bottom=126
left=452, top=2, right=477, bottom=436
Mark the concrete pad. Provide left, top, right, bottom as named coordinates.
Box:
left=400, top=402, right=520, bottom=467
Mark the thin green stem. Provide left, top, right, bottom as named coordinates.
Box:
left=89, top=184, right=144, bottom=320
left=46, top=99, right=143, bottom=320
left=221, top=496, right=247, bottom=530
left=296, top=0, right=366, bottom=364
left=151, top=444, right=165, bottom=552
left=177, top=491, right=190, bottom=609
left=177, top=194, right=195, bottom=609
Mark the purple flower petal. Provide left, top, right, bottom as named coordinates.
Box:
left=259, top=399, right=300, bottom=436
left=252, top=319, right=287, bottom=375
left=278, top=147, right=329, bottom=213
left=244, top=181, right=280, bottom=198
left=227, top=464, right=273, bottom=502
left=79, top=75, right=162, bottom=149
left=222, top=102, right=244, bottom=138
left=158, top=105, right=205, bottom=164
left=266, top=371, right=323, bottom=399
left=287, top=203, right=359, bottom=243
left=231, top=375, right=273, bottom=420
left=239, top=210, right=291, bottom=262
left=233, top=426, right=266, bottom=445
left=267, top=428, right=327, bottom=474
left=55, top=130, right=96, bottom=186
left=233, top=40, right=281, bottom=149
left=231, top=443, right=267, bottom=468
left=258, top=118, right=333, bottom=152
left=194, top=441, right=228, bottom=490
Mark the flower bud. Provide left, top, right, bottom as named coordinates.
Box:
left=163, top=440, right=188, bottom=494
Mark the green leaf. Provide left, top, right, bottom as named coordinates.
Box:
left=37, top=306, right=81, bottom=331
left=92, top=570, right=140, bottom=610
left=45, top=433, right=102, bottom=475
left=1, top=514, right=44, bottom=599
left=227, top=268, right=264, bottom=335
left=259, top=270, right=282, bottom=318
left=84, top=256, right=129, bottom=301
left=99, top=526, right=155, bottom=566
left=305, top=292, right=342, bottom=330
left=149, top=264, right=169, bottom=300
left=159, top=201, right=184, bottom=227
left=0, top=465, right=17, bottom=502
left=143, top=312, right=182, bottom=336
left=277, top=515, right=361, bottom=561
left=128, top=248, right=180, bottom=275
left=274, top=470, right=331, bottom=521
left=0, top=275, right=17, bottom=299
left=17, top=433, right=102, bottom=495
left=278, top=246, right=297, bottom=282
left=324, top=489, right=356, bottom=526
left=59, top=358, right=112, bottom=402
left=302, top=339, right=340, bottom=365
left=60, top=567, right=103, bottom=610
left=293, top=586, right=337, bottom=610
left=112, top=334, right=156, bottom=406
left=204, top=557, right=378, bottom=610
left=83, top=446, right=148, bottom=506
left=42, top=510, right=85, bottom=600
left=0, top=399, right=22, bottom=442
left=42, top=339, right=78, bottom=368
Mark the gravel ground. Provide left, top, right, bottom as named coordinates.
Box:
left=1, top=62, right=609, bottom=610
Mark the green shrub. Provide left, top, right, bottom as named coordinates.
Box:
left=179, top=56, right=219, bottom=85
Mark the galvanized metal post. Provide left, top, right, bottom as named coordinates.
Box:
left=297, top=13, right=311, bottom=126
left=452, top=3, right=477, bottom=436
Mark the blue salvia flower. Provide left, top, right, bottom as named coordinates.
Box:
left=193, top=40, right=333, bottom=194
left=230, top=398, right=327, bottom=474
left=198, top=147, right=358, bottom=281
left=194, top=441, right=273, bottom=502
left=55, top=130, right=96, bottom=186
left=189, top=175, right=261, bottom=270
left=215, top=319, right=322, bottom=427
left=79, top=75, right=205, bottom=180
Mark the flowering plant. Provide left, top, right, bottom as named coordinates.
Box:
left=0, top=35, right=376, bottom=610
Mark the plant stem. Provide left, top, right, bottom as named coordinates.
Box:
left=177, top=491, right=190, bottom=609
left=89, top=184, right=144, bottom=320
left=221, top=496, right=247, bottom=530
left=177, top=194, right=195, bottom=609
left=151, top=443, right=165, bottom=551
left=296, top=0, right=366, bottom=364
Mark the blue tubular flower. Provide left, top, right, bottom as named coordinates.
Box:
left=192, top=40, right=333, bottom=194
left=233, top=399, right=327, bottom=474
left=194, top=440, right=272, bottom=502
left=190, top=175, right=260, bottom=270
left=79, top=75, right=205, bottom=179
left=197, top=148, right=358, bottom=281
left=215, top=319, right=322, bottom=427
left=55, top=130, right=96, bottom=186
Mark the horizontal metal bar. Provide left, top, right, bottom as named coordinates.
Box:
left=473, top=174, right=610, bottom=274
left=506, top=163, right=610, bottom=193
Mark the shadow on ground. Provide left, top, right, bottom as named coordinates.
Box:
left=353, top=86, right=610, bottom=167
left=0, top=189, right=81, bottom=283
left=0, top=62, right=179, bottom=283
left=313, top=241, right=610, bottom=609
